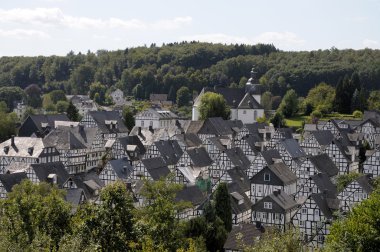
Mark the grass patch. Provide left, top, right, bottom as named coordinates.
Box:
left=285, top=115, right=309, bottom=128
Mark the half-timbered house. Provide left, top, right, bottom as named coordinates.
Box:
left=223, top=223, right=265, bottom=252
left=301, top=130, right=334, bottom=156
left=363, top=149, right=380, bottom=177
left=248, top=149, right=283, bottom=178
left=0, top=136, right=60, bottom=173
left=175, top=185, right=207, bottom=220
left=99, top=157, right=133, bottom=185
left=131, top=157, right=170, bottom=181
left=295, top=172, right=337, bottom=200
left=267, top=128, right=293, bottom=149
left=228, top=182, right=253, bottom=224
left=18, top=114, right=70, bottom=137
left=250, top=162, right=297, bottom=203
left=338, top=174, right=373, bottom=212
left=276, top=138, right=307, bottom=173
left=355, top=119, right=380, bottom=148
left=252, top=190, right=298, bottom=231
left=26, top=161, right=71, bottom=189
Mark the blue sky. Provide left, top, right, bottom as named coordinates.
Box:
left=1, top=0, right=379, bottom=56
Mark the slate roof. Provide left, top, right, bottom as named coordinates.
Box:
left=175, top=133, right=203, bottom=148
left=228, top=182, right=253, bottom=215
left=311, top=130, right=334, bottom=146
left=198, top=117, right=233, bottom=136
left=0, top=172, right=28, bottom=192
left=252, top=190, right=298, bottom=212
left=107, top=157, right=133, bottom=180
left=154, top=140, right=183, bottom=166
left=279, top=138, right=307, bottom=158
left=0, top=137, right=47, bottom=158
left=309, top=154, right=339, bottom=177
left=20, top=114, right=70, bottom=137
left=242, top=134, right=262, bottom=153
left=185, top=120, right=204, bottom=134
left=224, top=223, right=265, bottom=251
left=261, top=149, right=282, bottom=165
left=237, top=93, right=263, bottom=109
left=129, top=127, right=169, bottom=147
left=43, top=127, right=87, bottom=150
left=355, top=174, right=374, bottom=194
left=276, top=128, right=293, bottom=139
left=187, top=147, right=213, bottom=168
left=227, top=166, right=251, bottom=192
left=87, top=111, right=129, bottom=134
left=310, top=192, right=339, bottom=219
left=310, top=173, right=337, bottom=196
left=225, top=147, right=251, bottom=170
left=267, top=162, right=297, bottom=185
left=175, top=185, right=207, bottom=206
left=65, top=188, right=85, bottom=206
left=142, top=157, right=170, bottom=180
left=203, top=87, right=246, bottom=108
left=244, top=122, right=267, bottom=135
left=30, top=162, right=69, bottom=187
left=118, top=135, right=146, bottom=157
left=71, top=170, right=104, bottom=200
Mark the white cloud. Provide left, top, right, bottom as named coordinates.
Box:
left=0, top=29, right=50, bottom=39
left=362, top=39, right=380, bottom=48
left=0, top=8, right=191, bottom=31
left=180, top=31, right=305, bottom=49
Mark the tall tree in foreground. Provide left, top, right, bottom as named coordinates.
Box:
left=213, top=182, right=232, bottom=232
left=66, top=101, right=79, bottom=121
left=0, top=180, right=71, bottom=251
left=176, top=86, right=192, bottom=107
left=122, top=106, right=135, bottom=130
left=198, top=92, right=230, bottom=120
left=325, top=190, right=380, bottom=251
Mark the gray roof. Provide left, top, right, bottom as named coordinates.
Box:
left=198, top=117, right=233, bottom=136
left=227, top=167, right=251, bottom=192
left=142, top=157, right=170, bottom=180
left=267, top=162, right=297, bottom=185
left=27, top=114, right=70, bottom=136
left=355, top=174, right=374, bottom=194
left=311, top=130, right=334, bottom=146
left=310, top=192, right=339, bottom=219
left=310, top=173, right=337, bottom=196
left=203, top=87, right=246, bottom=108
left=276, top=128, right=293, bottom=139
left=252, top=190, right=298, bottom=212
left=228, top=182, right=253, bottom=214
left=244, top=122, right=267, bottom=135
left=309, top=154, right=339, bottom=177
left=175, top=185, right=207, bottom=206
left=187, top=147, right=213, bottom=168
left=154, top=140, right=183, bottom=166
left=129, top=127, right=169, bottom=147
left=174, top=133, right=203, bottom=148
left=225, top=147, right=251, bottom=170
left=208, top=136, right=231, bottom=151
left=87, top=111, right=129, bottom=134
left=224, top=223, right=264, bottom=250
left=43, top=127, right=87, bottom=150
left=108, top=157, right=133, bottom=180
left=185, top=120, right=205, bottom=134
left=30, top=162, right=69, bottom=187
left=117, top=135, right=146, bottom=157
left=261, top=149, right=282, bottom=165
left=237, top=93, right=263, bottom=109
left=71, top=170, right=104, bottom=200
left=0, top=137, right=48, bottom=158
left=279, top=138, right=307, bottom=158
left=65, top=188, right=86, bottom=206
left=0, top=172, right=28, bottom=192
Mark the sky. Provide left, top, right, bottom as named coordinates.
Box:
left=0, top=0, right=380, bottom=56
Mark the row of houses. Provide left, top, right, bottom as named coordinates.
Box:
left=1, top=107, right=380, bottom=250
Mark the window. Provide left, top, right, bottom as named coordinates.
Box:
left=314, top=209, right=319, bottom=216
left=318, top=235, right=325, bottom=243
left=243, top=110, right=247, bottom=114
left=299, top=220, right=305, bottom=227
left=264, top=202, right=272, bottom=209
left=301, top=208, right=307, bottom=214
left=141, top=121, right=144, bottom=127
left=264, top=173, right=270, bottom=181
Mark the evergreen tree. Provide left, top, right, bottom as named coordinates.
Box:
left=66, top=101, right=79, bottom=121
left=213, top=182, right=232, bottom=232
left=122, top=106, right=135, bottom=130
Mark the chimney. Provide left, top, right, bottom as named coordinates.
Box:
left=3, top=146, right=9, bottom=154
left=11, top=135, right=15, bottom=146
left=273, top=190, right=278, bottom=196
left=138, top=127, right=142, bottom=136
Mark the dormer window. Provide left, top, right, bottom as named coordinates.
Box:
left=264, top=173, right=270, bottom=181
left=3, top=146, right=9, bottom=154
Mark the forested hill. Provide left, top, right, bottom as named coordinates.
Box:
left=1, top=42, right=380, bottom=99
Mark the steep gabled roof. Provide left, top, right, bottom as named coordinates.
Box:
left=187, top=147, right=213, bottom=168
left=175, top=185, right=207, bottom=206
left=310, top=173, right=337, bottom=196
left=279, top=138, right=307, bottom=158
left=311, top=130, right=334, bottom=146
left=174, top=133, right=203, bottom=148
left=71, top=170, right=104, bottom=200
left=198, top=117, right=233, bottom=135
left=310, top=192, right=339, bottom=219
left=225, top=147, right=251, bottom=170
left=309, top=154, right=339, bottom=177
left=252, top=190, right=298, bottom=212
left=142, top=157, right=170, bottom=180
left=43, top=127, right=87, bottom=150
left=30, top=162, right=69, bottom=187
left=261, top=149, right=282, bottom=165
left=228, top=182, right=253, bottom=214
left=108, top=157, right=133, bottom=180
left=237, top=93, right=263, bottom=109
left=227, top=166, right=251, bottom=192
left=65, top=188, right=86, bottom=206
left=0, top=172, right=28, bottom=192
left=355, top=174, right=374, bottom=194
left=267, top=162, right=297, bottom=185
left=154, top=140, right=183, bottom=166
left=87, top=111, right=129, bottom=134
left=203, top=87, right=246, bottom=108
left=118, top=135, right=146, bottom=156
left=224, top=223, right=265, bottom=250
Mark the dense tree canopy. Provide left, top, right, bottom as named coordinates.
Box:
left=198, top=92, right=231, bottom=120
left=277, top=89, right=298, bottom=117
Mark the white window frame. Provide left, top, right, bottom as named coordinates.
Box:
left=264, top=202, right=272, bottom=209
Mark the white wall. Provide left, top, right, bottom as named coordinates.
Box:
left=237, top=109, right=264, bottom=124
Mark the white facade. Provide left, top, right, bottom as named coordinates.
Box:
left=135, top=108, right=179, bottom=129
